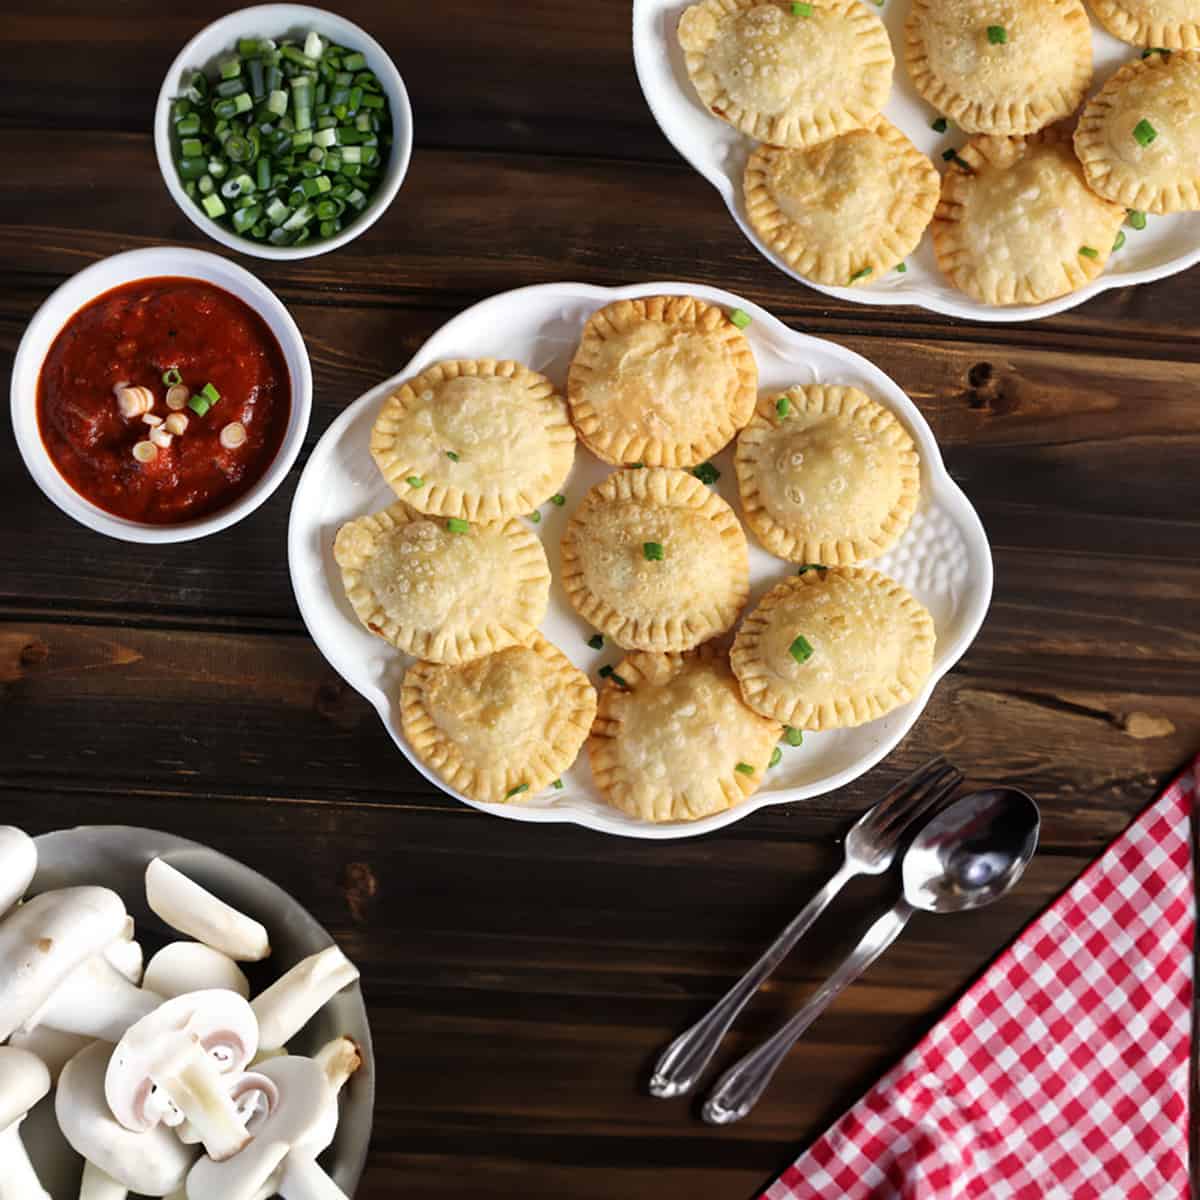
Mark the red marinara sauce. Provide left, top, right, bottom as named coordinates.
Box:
left=37, top=276, right=291, bottom=524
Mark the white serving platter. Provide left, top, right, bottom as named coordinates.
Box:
left=632, top=0, right=1200, bottom=323
left=288, top=281, right=992, bottom=839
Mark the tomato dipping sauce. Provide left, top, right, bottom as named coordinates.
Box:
left=37, top=277, right=290, bottom=525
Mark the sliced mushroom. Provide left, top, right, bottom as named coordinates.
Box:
left=57, top=1041, right=195, bottom=1198
left=105, top=989, right=259, bottom=1163
left=0, top=826, right=37, bottom=919
left=0, top=887, right=129, bottom=1042
left=31, top=954, right=163, bottom=1043
left=0, top=1046, right=53, bottom=1200
left=251, top=946, right=359, bottom=1052
left=144, top=943, right=250, bottom=1001
left=186, top=1056, right=348, bottom=1200
left=145, top=860, right=270, bottom=962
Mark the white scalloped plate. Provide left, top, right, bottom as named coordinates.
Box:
left=288, top=282, right=992, bottom=839
left=632, top=1, right=1200, bottom=323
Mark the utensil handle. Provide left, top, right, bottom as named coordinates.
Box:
left=702, top=901, right=914, bottom=1125
left=649, top=862, right=856, bottom=1099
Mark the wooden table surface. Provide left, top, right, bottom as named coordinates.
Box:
left=3, top=4, right=1199, bottom=1197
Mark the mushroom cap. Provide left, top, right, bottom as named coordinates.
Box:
left=0, top=826, right=37, bottom=917
left=0, top=886, right=128, bottom=1041
left=57, top=1042, right=196, bottom=1195
left=186, top=1056, right=334, bottom=1200
left=106, top=989, right=259, bottom=1133
left=7, top=1026, right=92, bottom=1085
left=0, top=1045, right=51, bottom=1130
left=145, top=943, right=250, bottom=1000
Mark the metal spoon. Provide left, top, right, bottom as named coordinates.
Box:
left=702, top=786, right=1040, bottom=1126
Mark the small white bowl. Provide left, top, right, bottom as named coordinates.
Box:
left=11, top=246, right=313, bottom=544
left=154, top=4, right=413, bottom=261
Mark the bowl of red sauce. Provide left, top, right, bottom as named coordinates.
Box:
left=11, top=247, right=312, bottom=542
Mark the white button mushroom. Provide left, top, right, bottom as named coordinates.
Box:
left=0, top=886, right=129, bottom=1042
left=30, top=953, right=163, bottom=1043
left=0, top=1046, right=53, bottom=1200
left=251, top=946, right=360, bottom=1052
left=6, top=1026, right=93, bottom=1085
left=56, top=1041, right=196, bottom=1198
left=144, top=943, right=250, bottom=1001
left=145, top=860, right=270, bottom=963
left=186, top=1056, right=348, bottom=1200
left=105, top=989, right=260, bottom=1164
left=0, top=826, right=37, bottom=919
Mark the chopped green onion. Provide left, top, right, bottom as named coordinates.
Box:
left=783, top=726, right=804, bottom=746
left=406, top=476, right=424, bottom=488
left=188, top=395, right=212, bottom=417
left=791, top=1, right=812, bottom=13
left=342, top=52, right=367, bottom=71
left=776, top=395, right=791, bottom=418
left=587, top=634, right=604, bottom=650
left=729, top=308, right=752, bottom=329
left=848, top=266, right=873, bottom=284
left=551, top=492, right=566, bottom=505
left=529, top=511, right=541, bottom=524
left=1079, top=245, right=1099, bottom=259
left=162, top=368, right=183, bottom=386
left=734, top=762, right=755, bottom=776
left=505, top=783, right=529, bottom=799
left=200, top=382, right=220, bottom=405
left=267, top=89, right=289, bottom=116
left=552, top=779, right=564, bottom=789
left=629, top=462, right=645, bottom=469
left=769, top=747, right=782, bottom=768
left=181, top=138, right=204, bottom=158
left=1128, top=209, right=1147, bottom=230
left=444, top=450, right=460, bottom=462
left=200, top=194, right=226, bottom=218
left=896, top=262, right=908, bottom=273
left=797, top=564, right=824, bottom=575
left=943, top=149, right=973, bottom=173
left=1113, top=231, right=1126, bottom=252
left=643, top=541, right=665, bottom=561
left=789, top=635, right=814, bottom=664
left=931, top=116, right=948, bottom=133
left=691, top=462, right=720, bottom=485
left=1142, top=47, right=1171, bottom=58
left=1133, top=118, right=1158, bottom=147
left=447, top=518, right=470, bottom=534
left=986, top=25, right=1007, bottom=44
left=598, top=665, right=629, bottom=690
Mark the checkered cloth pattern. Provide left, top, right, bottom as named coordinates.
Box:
left=764, top=756, right=1198, bottom=1200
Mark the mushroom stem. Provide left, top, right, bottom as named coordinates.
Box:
left=314, top=1038, right=362, bottom=1095
left=103, top=938, right=144, bottom=986
left=0, top=1119, right=51, bottom=1200
left=275, top=1155, right=350, bottom=1200
left=251, top=947, right=360, bottom=1051
left=32, top=957, right=162, bottom=1043
left=152, top=1039, right=250, bottom=1163
left=145, top=860, right=270, bottom=963
left=79, top=1160, right=127, bottom=1200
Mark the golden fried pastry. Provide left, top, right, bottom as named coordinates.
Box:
left=588, top=645, right=781, bottom=823
left=731, top=567, right=935, bottom=730
left=560, top=468, right=749, bottom=652
left=905, top=0, right=1092, bottom=135
left=743, top=118, right=939, bottom=287
left=1090, top=1, right=1200, bottom=49
left=735, top=385, right=920, bottom=565
left=931, top=130, right=1127, bottom=306
left=333, top=501, right=550, bottom=663
left=401, top=633, right=597, bottom=804
left=676, top=0, right=893, bottom=148
left=566, top=295, right=757, bottom=467
left=370, top=358, right=575, bottom=520
left=1075, top=52, right=1200, bottom=214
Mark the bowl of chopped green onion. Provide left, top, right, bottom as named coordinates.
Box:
left=154, top=4, right=412, bottom=259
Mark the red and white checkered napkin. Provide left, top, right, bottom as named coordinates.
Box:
left=765, top=755, right=1198, bottom=1200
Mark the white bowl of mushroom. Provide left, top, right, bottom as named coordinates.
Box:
left=0, top=824, right=373, bottom=1198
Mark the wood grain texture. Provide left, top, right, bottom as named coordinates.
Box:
left=2, top=3, right=1200, bottom=1197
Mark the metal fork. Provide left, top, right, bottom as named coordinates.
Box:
left=647, top=756, right=963, bottom=1099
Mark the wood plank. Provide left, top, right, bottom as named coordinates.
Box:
left=0, top=784, right=1109, bottom=1198
left=4, top=133, right=1200, bottom=347
left=1, top=620, right=1192, bottom=854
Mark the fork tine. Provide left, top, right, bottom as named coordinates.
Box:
left=877, top=769, right=963, bottom=840
left=861, top=755, right=951, bottom=829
